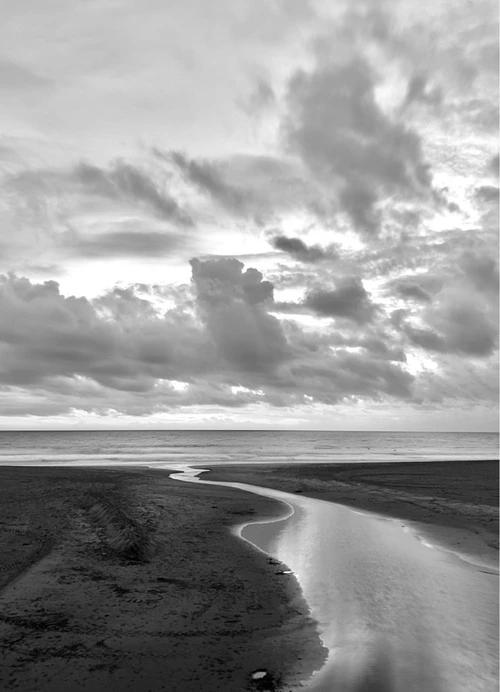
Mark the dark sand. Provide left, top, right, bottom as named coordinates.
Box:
left=204, top=460, right=499, bottom=566
left=0, top=466, right=327, bottom=692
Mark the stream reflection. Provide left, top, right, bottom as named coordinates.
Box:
left=172, top=468, right=499, bottom=692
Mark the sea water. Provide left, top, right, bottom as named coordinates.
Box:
left=0, top=429, right=497, bottom=466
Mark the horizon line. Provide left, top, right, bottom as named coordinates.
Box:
left=0, top=428, right=498, bottom=434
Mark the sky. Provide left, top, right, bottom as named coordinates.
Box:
left=0, top=0, right=498, bottom=431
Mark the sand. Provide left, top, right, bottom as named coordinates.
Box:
left=0, top=466, right=327, bottom=692
left=204, top=460, right=499, bottom=569
left=1, top=460, right=497, bottom=691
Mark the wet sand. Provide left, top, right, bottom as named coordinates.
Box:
left=0, top=466, right=326, bottom=691
left=204, top=460, right=499, bottom=568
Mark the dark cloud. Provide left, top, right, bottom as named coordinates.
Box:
left=404, top=303, right=497, bottom=357
left=168, top=151, right=247, bottom=214
left=162, top=149, right=317, bottom=223
left=404, top=326, right=448, bottom=354
left=0, top=274, right=212, bottom=393
left=392, top=280, right=432, bottom=303
left=488, top=154, right=499, bottom=177
left=283, top=55, right=432, bottom=234
left=459, top=251, right=499, bottom=296
left=474, top=185, right=499, bottom=204
left=305, top=277, right=378, bottom=323
left=5, top=159, right=192, bottom=235
left=271, top=234, right=332, bottom=263
left=74, top=161, right=193, bottom=226
left=0, top=263, right=421, bottom=415
left=402, top=73, right=443, bottom=109
left=286, top=355, right=413, bottom=402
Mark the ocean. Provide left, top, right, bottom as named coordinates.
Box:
left=0, top=430, right=497, bottom=466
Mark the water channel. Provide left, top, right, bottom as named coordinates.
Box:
left=171, top=467, right=499, bottom=692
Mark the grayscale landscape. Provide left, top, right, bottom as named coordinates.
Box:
left=0, top=0, right=498, bottom=690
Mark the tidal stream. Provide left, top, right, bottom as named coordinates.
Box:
left=171, top=467, right=499, bottom=692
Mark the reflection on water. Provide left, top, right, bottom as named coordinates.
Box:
left=173, top=468, right=499, bottom=692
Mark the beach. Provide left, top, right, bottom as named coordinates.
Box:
left=0, top=459, right=498, bottom=691
left=0, top=466, right=326, bottom=692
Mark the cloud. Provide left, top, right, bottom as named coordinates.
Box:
left=0, top=59, right=50, bottom=90
left=459, top=251, right=499, bottom=296
left=404, top=300, right=497, bottom=357
left=241, top=77, right=276, bottom=114
left=190, top=257, right=288, bottom=371
left=489, top=154, right=499, bottom=177
left=271, top=234, right=333, bottom=262
left=402, top=73, right=443, bottom=109
left=0, top=261, right=421, bottom=416
left=74, top=161, right=193, bottom=226
left=0, top=0, right=498, bottom=427
left=0, top=157, right=195, bottom=270
left=168, top=151, right=247, bottom=214
left=283, top=54, right=432, bottom=234
left=390, top=279, right=433, bottom=303
left=64, top=229, right=183, bottom=259
left=475, top=185, right=499, bottom=204
left=163, top=149, right=317, bottom=224
left=305, top=277, right=378, bottom=323
left=0, top=274, right=210, bottom=392
left=285, top=354, right=413, bottom=402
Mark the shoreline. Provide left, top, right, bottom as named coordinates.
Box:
left=0, top=466, right=326, bottom=691
left=203, top=459, right=499, bottom=571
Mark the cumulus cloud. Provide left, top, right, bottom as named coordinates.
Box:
left=190, top=257, right=288, bottom=371
left=0, top=260, right=421, bottom=415
left=0, top=274, right=210, bottom=392
left=271, top=234, right=333, bottom=262
left=305, top=277, right=378, bottom=324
